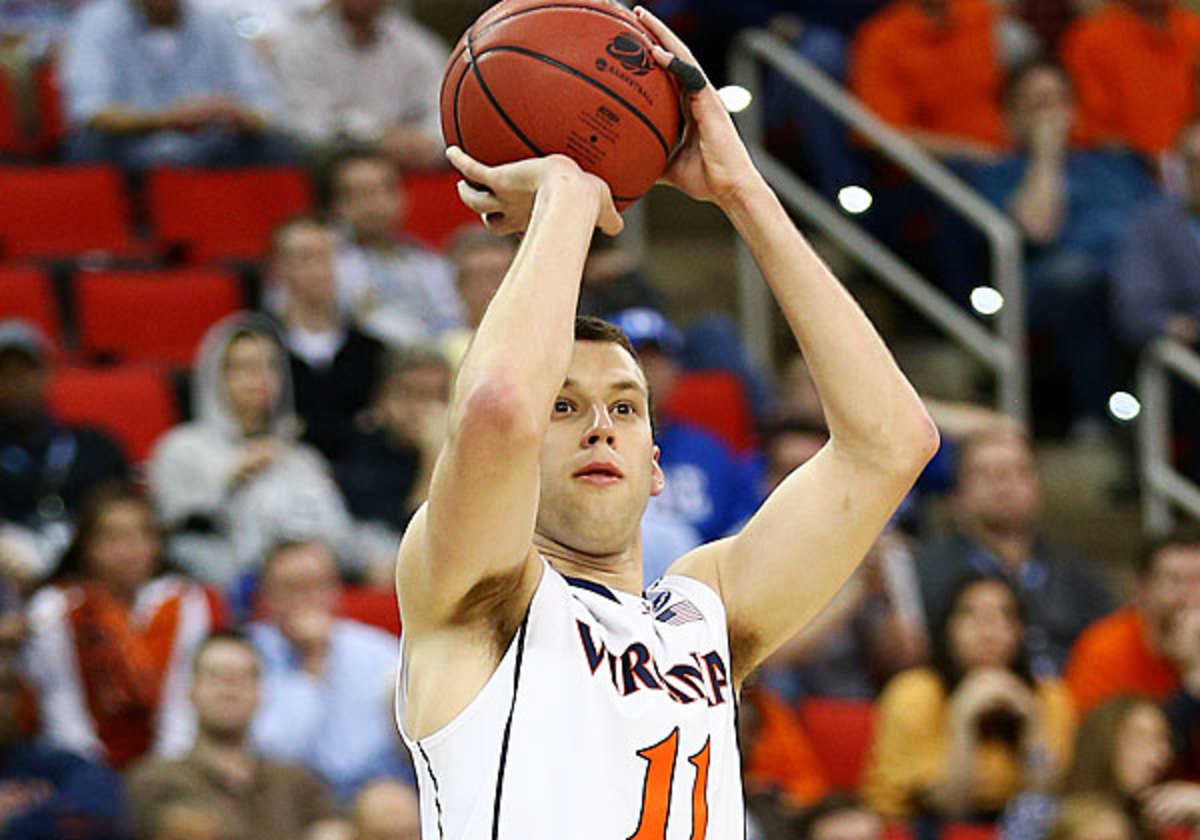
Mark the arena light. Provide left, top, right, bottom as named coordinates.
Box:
left=1108, top=391, right=1141, bottom=423
left=717, top=85, right=753, bottom=114
left=970, top=286, right=1005, bottom=317
left=837, top=185, right=873, bottom=215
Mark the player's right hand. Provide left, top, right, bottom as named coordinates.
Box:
left=446, top=146, right=623, bottom=237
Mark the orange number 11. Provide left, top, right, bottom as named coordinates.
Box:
left=629, top=729, right=711, bottom=840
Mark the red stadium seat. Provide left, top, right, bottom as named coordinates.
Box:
left=0, top=67, right=26, bottom=157
left=399, top=170, right=480, bottom=249
left=940, top=825, right=995, bottom=840
left=0, top=166, right=135, bottom=258
left=147, top=168, right=312, bottom=262
left=0, top=267, right=62, bottom=348
left=798, top=698, right=876, bottom=791
left=48, top=363, right=178, bottom=462
left=663, top=371, right=757, bottom=454
left=338, top=586, right=401, bottom=636
left=31, top=62, right=65, bottom=156
left=75, top=269, right=241, bottom=365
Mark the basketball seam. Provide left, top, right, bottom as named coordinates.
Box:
left=491, top=612, right=530, bottom=840
left=466, top=25, right=546, bottom=159
left=452, top=58, right=469, bottom=151
left=475, top=44, right=674, bottom=161
left=453, top=1, right=646, bottom=69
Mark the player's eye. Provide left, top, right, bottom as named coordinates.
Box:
left=613, top=401, right=635, bottom=416
left=553, top=399, right=574, bottom=415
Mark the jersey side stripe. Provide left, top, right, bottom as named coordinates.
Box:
left=733, top=696, right=746, bottom=840
left=417, top=741, right=446, bottom=840
left=492, top=611, right=531, bottom=840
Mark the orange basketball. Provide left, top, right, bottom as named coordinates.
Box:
left=440, top=0, right=685, bottom=210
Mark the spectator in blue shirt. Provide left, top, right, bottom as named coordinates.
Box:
left=914, top=423, right=1113, bottom=676
left=608, top=309, right=759, bottom=543
left=1112, top=119, right=1200, bottom=353
left=0, top=643, right=127, bottom=840
left=0, top=0, right=88, bottom=57
left=968, top=59, right=1157, bottom=434
left=60, top=0, right=297, bottom=169
left=248, top=539, right=410, bottom=803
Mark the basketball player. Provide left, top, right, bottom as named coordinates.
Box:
left=394, top=8, right=939, bottom=838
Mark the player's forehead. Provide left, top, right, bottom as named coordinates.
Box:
left=561, top=340, right=648, bottom=396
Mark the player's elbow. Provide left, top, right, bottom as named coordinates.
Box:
left=849, top=403, right=940, bottom=477
left=891, top=407, right=941, bottom=474
left=454, top=377, right=544, bottom=448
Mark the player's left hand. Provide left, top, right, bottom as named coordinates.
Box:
left=634, top=6, right=760, bottom=207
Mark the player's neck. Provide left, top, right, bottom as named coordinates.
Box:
left=533, top=534, right=644, bottom=595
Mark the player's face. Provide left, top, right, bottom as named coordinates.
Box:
left=536, top=341, right=664, bottom=557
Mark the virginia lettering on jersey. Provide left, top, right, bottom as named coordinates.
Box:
left=575, top=619, right=730, bottom=706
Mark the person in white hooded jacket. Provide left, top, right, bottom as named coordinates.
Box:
left=148, top=312, right=354, bottom=588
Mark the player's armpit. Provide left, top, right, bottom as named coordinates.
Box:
left=395, top=384, right=545, bottom=638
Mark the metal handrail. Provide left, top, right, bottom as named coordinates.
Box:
left=1138, top=339, right=1200, bottom=533
left=728, top=29, right=1028, bottom=423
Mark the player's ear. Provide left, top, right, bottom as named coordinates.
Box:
left=650, top=446, right=665, bottom=497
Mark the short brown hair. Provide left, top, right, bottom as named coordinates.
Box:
left=573, top=315, right=655, bottom=433
left=574, top=315, right=639, bottom=359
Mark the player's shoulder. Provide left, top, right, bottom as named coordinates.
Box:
left=645, top=563, right=730, bottom=642
left=661, top=538, right=729, bottom=601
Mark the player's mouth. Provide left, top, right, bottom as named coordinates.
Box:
left=573, top=462, right=624, bottom=486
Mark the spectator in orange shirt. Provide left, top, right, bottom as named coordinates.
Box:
left=1061, top=0, right=1200, bottom=157
left=1064, top=526, right=1200, bottom=714
left=741, top=682, right=830, bottom=812
left=850, top=0, right=1019, bottom=160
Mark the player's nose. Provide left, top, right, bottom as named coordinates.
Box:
left=582, top=402, right=616, bottom=448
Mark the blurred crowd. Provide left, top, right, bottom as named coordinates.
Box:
left=0, top=0, right=1200, bottom=839
left=661, top=0, right=1200, bottom=447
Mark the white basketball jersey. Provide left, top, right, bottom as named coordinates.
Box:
left=397, top=558, right=745, bottom=839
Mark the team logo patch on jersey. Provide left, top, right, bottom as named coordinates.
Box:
left=653, top=596, right=703, bottom=626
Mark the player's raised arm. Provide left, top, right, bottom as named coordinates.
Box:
left=396, top=151, right=622, bottom=634
left=637, top=7, right=940, bottom=684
